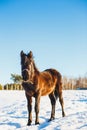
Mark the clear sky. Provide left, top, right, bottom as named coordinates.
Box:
left=0, top=0, right=87, bottom=85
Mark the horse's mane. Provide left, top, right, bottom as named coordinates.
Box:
left=32, top=59, right=40, bottom=75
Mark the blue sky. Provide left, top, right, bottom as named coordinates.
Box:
left=0, top=0, right=87, bottom=85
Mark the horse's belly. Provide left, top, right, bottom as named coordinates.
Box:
left=41, top=86, right=55, bottom=96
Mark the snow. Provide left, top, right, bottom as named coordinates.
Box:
left=0, top=90, right=87, bottom=130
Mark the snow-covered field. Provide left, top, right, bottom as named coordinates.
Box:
left=0, top=90, right=87, bottom=130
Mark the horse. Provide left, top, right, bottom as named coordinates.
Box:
left=20, top=50, right=65, bottom=125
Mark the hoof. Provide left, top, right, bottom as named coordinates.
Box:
left=62, top=112, right=66, bottom=117
left=27, top=123, right=31, bottom=126
left=48, top=117, right=55, bottom=122
left=27, top=122, right=32, bottom=126
left=35, top=122, right=40, bottom=125
left=27, top=119, right=32, bottom=126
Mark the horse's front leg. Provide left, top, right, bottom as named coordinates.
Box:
left=35, top=93, right=41, bottom=125
left=26, top=94, right=32, bottom=125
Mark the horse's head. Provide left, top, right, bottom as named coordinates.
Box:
left=20, top=50, right=34, bottom=82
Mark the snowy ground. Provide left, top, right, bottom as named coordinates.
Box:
left=0, top=90, right=87, bottom=130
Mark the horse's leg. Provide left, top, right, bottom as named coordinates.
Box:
left=26, top=93, right=32, bottom=125
left=59, top=92, right=65, bottom=117
left=55, top=81, right=65, bottom=117
left=49, top=92, right=56, bottom=121
left=35, top=93, right=40, bottom=125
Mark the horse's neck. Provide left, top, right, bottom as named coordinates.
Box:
left=29, top=62, right=39, bottom=84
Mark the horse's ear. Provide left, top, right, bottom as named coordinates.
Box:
left=20, top=50, right=24, bottom=57
left=28, top=51, right=33, bottom=58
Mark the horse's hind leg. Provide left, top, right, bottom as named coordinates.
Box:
left=56, top=81, right=65, bottom=117
left=49, top=92, right=56, bottom=121
left=59, top=92, right=65, bottom=117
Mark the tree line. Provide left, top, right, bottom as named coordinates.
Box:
left=0, top=74, right=87, bottom=90
left=62, top=76, right=87, bottom=90
left=0, top=74, right=23, bottom=90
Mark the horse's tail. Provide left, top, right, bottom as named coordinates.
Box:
left=54, top=89, right=59, bottom=100
left=54, top=73, right=63, bottom=100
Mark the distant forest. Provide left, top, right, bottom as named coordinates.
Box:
left=62, top=76, right=87, bottom=90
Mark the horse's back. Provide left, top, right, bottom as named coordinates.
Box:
left=44, top=68, right=62, bottom=80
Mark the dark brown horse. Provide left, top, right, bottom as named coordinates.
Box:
left=20, top=50, right=65, bottom=125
